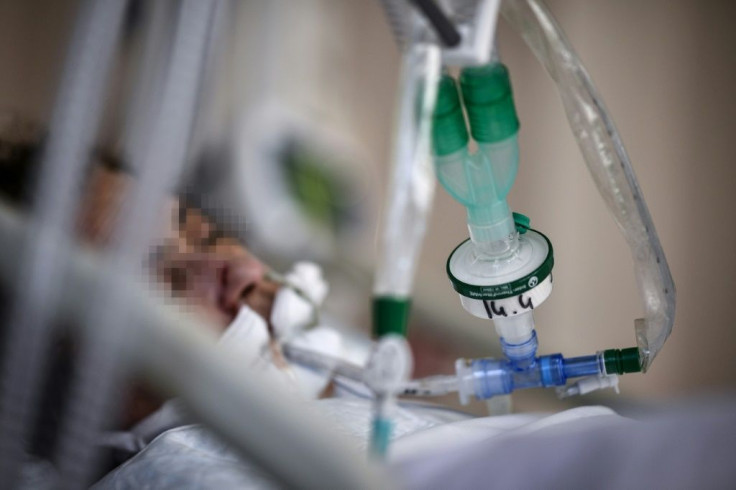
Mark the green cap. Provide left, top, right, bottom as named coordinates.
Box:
left=459, top=63, right=519, bottom=143
left=603, top=348, right=642, bottom=375
left=373, top=296, right=411, bottom=337
left=432, top=75, right=469, bottom=156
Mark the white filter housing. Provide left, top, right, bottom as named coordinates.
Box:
left=447, top=229, right=553, bottom=322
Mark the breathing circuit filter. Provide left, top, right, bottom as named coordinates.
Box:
left=446, top=227, right=554, bottom=321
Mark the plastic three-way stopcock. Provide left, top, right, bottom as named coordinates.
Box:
left=453, top=347, right=641, bottom=405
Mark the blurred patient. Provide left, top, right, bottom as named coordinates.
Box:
left=0, top=116, right=283, bottom=459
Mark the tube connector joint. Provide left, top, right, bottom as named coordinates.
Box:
left=602, top=348, right=642, bottom=375
left=500, top=330, right=538, bottom=369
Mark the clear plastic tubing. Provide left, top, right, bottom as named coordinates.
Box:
left=372, top=41, right=441, bottom=337
left=374, top=42, right=440, bottom=300
left=501, top=0, right=676, bottom=370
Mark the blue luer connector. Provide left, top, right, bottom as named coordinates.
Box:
left=562, top=355, right=602, bottom=379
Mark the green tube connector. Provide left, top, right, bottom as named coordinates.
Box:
left=459, top=63, right=519, bottom=143
left=432, top=75, right=469, bottom=156
left=603, top=348, right=642, bottom=375
left=373, top=296, right=411, bottom=337
left=431, top=63, right=521, bottom=248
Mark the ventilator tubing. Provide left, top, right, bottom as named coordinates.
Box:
left=432, top=65, right=521, bottom=258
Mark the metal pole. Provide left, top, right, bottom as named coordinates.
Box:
left=54, top=1, right=223, bottom=486
left=0, top=1, right=127, bottom=487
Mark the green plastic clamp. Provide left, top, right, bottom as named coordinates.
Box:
left=373, top=296, right=412, bottom=337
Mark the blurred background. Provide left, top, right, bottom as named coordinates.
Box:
left=1, top=0, right=735, bottom=415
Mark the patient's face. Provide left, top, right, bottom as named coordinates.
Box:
left=158, top=249, right=279, bottom=330
left=78, top=166, right=279, bottom=331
